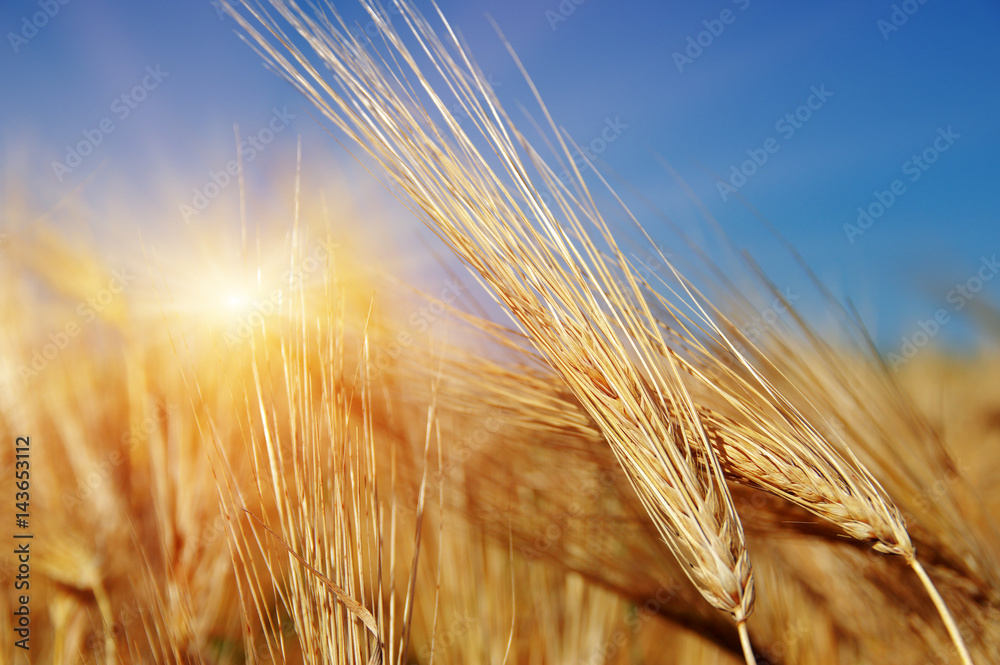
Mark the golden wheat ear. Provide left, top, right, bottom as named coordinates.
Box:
left=574, top=228, right=981, bottom=663
left=220, top=0, right=760, bottom=659
left=219, top=1, right=991, bottom=662
left=664, top=262, right=980, bottom=665
left=588, top=155, right=983, bottom=664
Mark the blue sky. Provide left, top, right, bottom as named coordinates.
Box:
left=2, top=0, right=999, bottom=354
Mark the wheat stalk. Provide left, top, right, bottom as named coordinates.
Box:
left=437, top=274, right=980, bottom=664
left=220, top=0, right=762, bottom=658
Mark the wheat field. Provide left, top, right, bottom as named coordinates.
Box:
left=1, top=1, right=999, bottom=664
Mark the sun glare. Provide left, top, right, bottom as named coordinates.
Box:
left=226, top=291, right=251, bottom=311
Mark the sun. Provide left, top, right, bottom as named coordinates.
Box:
left=225, top=291, right=252, bottom=311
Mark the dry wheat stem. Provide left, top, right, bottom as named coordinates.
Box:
left=221, top=0, right=758, bottom=654
left=629, top=255, right=978, bottom=664
left=441, top=321, right=979, bottom=663
left=406, top=247, right=984, bottom=663
left=216, top=1, right=990, bottom=662
left=910, top=557, right=975, bottom=665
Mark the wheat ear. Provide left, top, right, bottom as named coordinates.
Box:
left=222, top=0, right=760, bottom=657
